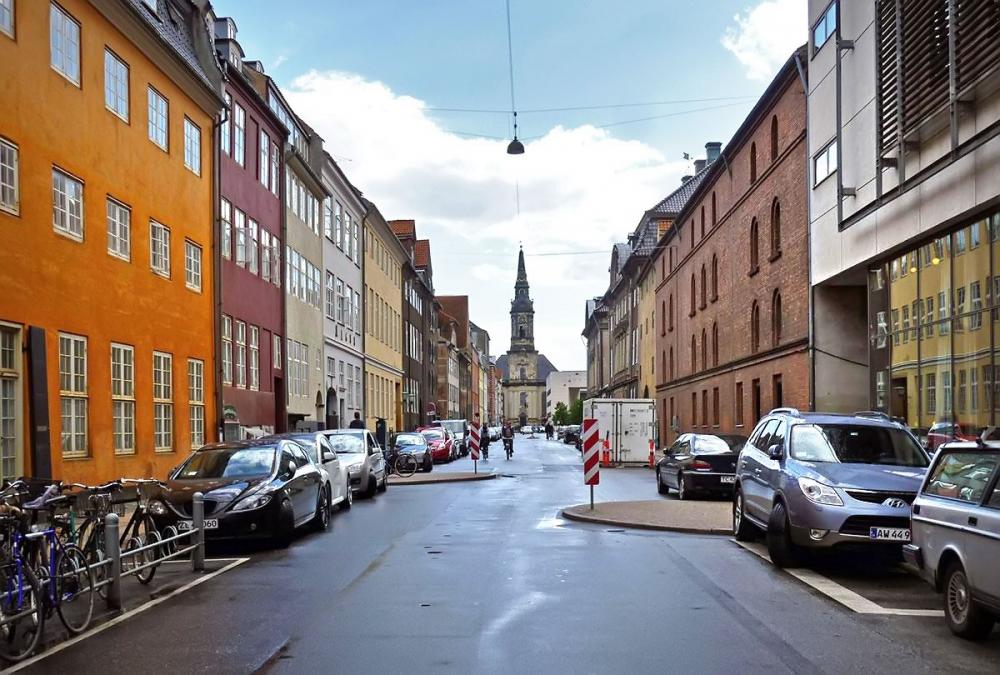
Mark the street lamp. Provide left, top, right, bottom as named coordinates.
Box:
left=506, top=111, right=524, bottom=155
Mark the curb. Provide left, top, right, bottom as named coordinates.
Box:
left=560, top=505, right=730, bottom=535
left=388, top=471, right=498, bottom=486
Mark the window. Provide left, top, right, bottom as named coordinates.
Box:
left=701, top=328, right=707, bottom=371
left=0, top=139, right=17, bottom=214
left=325, top=272, right=335, bottom=319
left=153, top=351, right=173, bottom=451
left=749, top=142, right=757, bottom=183
left=660, top=300, right=666, bottom=336
left=106, top=198, right=130, bottom=260
left=221, top=315, right=232, bottom=386
left=712, top=322, right=719, bottom=367
left=183, top=118, right=201, bottom=175
left=261, top=230, right=271, bottom=282
left=735, top=382, right=744, bottom=427
left=711, top=192, right=717, bottom=226
left=188, top=359, right=204, bottom=448
left=0, top=0, right=13, bottom=37
left=235, top=320, right=246, bottom=388
left=711, top=254, right=718, bottom=301
left=702, top=390, right=708, bottom=427
left=273, top=334, right=281, bottom=370
left=812, top=1, right=837, bottom=52
left=59, top=333, right=87, bottom=457
left=259, top=129, right=270, bottom=189
left=749, top=218, right=759, bottom=272
left=700, top=264, right=707, bottom=309
left=751, top=301, right=760, bottom=353
left=700, top=206, right=705, bottom=239
left=50, top=3, right=80, bottom=85
left=970, top=281, right=982, bottom=330
left=712, top=388, right=720, bottom=426
left=813, top=140, right=837, bottom=184
left=234, top=208, right=247, bottom=267
left=52, top=169, right=83, bottom=240
left=270, top=141, right=279, bottom=197
left=221, top=93, right=232, bottom=155
left=926, top=372, right=937, bottom=414
left=220, top=198, right=232, bottom=259
left=336, top=278, right=345, bottom=323
left=334, top=202, right=343, bottom=248
left=351, top=216, right=359, bottom=263
left=689, top=274, right=696, bottom=316
left=233, top=103, right=245, bottom=166
left=111, top=343, right=134, bottom=454
left=668, top=294, right=674, bottom=330
left=770, top=199, right=781, bottom=258
left=248, top=219, right=259, bottom=274
left=690, top=334, right=696, bottom=371
left=150, top=220, right=170, bottom=276
left=771, top=290, right=782, bottom=347
left=669, top=346, right=674, bottom=379
left=770, top=115, right=779, bottom=160
left=104, top=49, right=129, bottom=121
left=185, top=240, right=202, bottom=291
left=692, top=392, right=697, bottom=428
left=249, top=326, right=259, bottom=391
left=147, top=87, right=168, bottom=150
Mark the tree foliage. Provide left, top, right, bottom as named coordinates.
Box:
left=552, top=402, right=569, bottom=425
left=568, top=398, right=583, bottom=425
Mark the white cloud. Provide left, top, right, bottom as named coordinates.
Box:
left=721, top=0, right=807, bottom=81
left=272, top=54, right=288, bottom=70
left=284, top=71, right=687, bottom=370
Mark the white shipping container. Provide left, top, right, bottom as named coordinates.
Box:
left=582, top=398, right=657, bottom=465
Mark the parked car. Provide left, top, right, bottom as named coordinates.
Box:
left=732, top=409, right=930, bottom=568
left=268, top=432, right=352, bottom=511
left=926, top=421, right=979, bottom=452
left=150, top=439, right=329, bottom=547
left=563, top=425, right=582, bottom=446
left=520, top=425, right=533, bottom=435
left=489, top=426, right=501, bottom=442
left=904, top=441, right=1000, bottom=640
left=657, top=433, right=747, bottom=499
left=419, top=427, right=455, bottom=463
left=394, top=432, right=434, bottom=471
left=431, top=419, right=469, bottom=455
left=322, top=429, right=387, bottom=497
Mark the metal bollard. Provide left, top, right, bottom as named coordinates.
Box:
left=192, top=491, right=205, bottom=572
left=104, top=513, right=122, bottom=610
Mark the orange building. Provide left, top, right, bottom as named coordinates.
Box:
left=0, top=0, right=224, bottom=483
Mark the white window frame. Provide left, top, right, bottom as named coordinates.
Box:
left=270, top=140, right=279, bottom=197
left=185, top=239, right=202, bottom=291
left=221, top=93, right=232, bottom=156
left=147, top=87, right=169, bottom=151
left=183, top=117, right=201, bottom=176
left=261, top=229, right=272, bottom=282
left=336, top=278, right=345, bottom=324
left=0, top=0, right=14, bottom=39
left=221, top=315, right=233, bottom=386
left=59, top=333, right=88, bottom=458
left=50, top=2, right=80, bottom=86
left=235, top=208, right=246, bottom=267
left=812, top=1, right=837, bottom=54
left=52, top=168, right=84, bottom=240
left=150, top=220, right=170, bottom=277
left=248, top=219, right=259, bottom=275
left=0, top=325, right=22, bottom=482
left=105, top=197, right=131, bottom=261
left=233, top=103, right=245, bottom=167
left=220, top=198, right=232, bottom=259
left=153, top=351, right=173, bottom=452
left=259, top=129, right=270, bottom=189
left=335, top=202, right=343, bottom=248
left=273, top=334, right=281, bottom=370
left=104, top=48, right=129, bottom=122
left=249, top=326, right=259, bottom=391
left=111, top=342, right=135, bottom=455
left=325, top=272, right=335, bottom=319
left=235, top=320, right=246, bottom=388
left=1, top=138, right=20, bottom=215
left=188, top=358, right=205, bottom=448
left=813, top=139, right=838, bottom=185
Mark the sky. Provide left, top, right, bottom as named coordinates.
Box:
left=213, top=0, right=807, bottom=371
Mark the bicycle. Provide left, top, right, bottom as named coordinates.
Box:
left=119, top=478, right=175, bottom=585
left=0, top=482, right=44, bottom=662
left=384, top=450, right=418, bottom=478
left=67, top=480, right=124, bottom=600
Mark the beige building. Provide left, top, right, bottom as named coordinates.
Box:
left=362, top=200, right=405, bottom=434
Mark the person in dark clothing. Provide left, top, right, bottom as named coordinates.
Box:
left=348, top=412, right=365, bottom=429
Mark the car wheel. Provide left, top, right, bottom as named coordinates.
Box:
left=766, top=501, right=801, bottom=568
left=424, top=455, right=433, bottom=473
left=313, top=486, right=331, bottom=532
left=943, top=561, right=996, bottom=640
left=342, top=479, right=353, bottom=510
left=676, top=473, right=688, bottom=500
left=657, top=470, right=667, bottom=495
left=274, top=498, right=295, bottom=549
left=733, top=489, right=758, bottom=541
left=365, top=474, right=377, bottom=498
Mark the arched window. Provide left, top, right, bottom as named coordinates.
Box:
left=661, top=349, right=666, bottom=380
left=770, top=198, right=781, bottom=258
left=711, top=254, right=718, bottom=301
left=770, top=115, right=779, bottom=161
left=669, top=346, right=674, bottom=379
left=660, top=300, right=666, bottom=336
left=700, top=264, right=707, bottom=309
left=711, top=192, right=717, bottom=226
left=668, top=294, right=674, bottom=330
left=750, top=301, right=760, bottom=353
left=772, top=289, right=782, bottom=347
left=689, top=219, right=694, bottom=248
left=700, top=206, right=705, bottom=239
left=519, top=326, right=525, bottom=338
left=750, top=142, right=757, bottom=183
left=519, top=367, right=526, bottom=380
left=691, top=334, right=697, bottom=371
left=660, top=255, right=665, bottom=280
left=701, top=328, right=707, bottom=371
left=750, top=218, right=759, bottom=272
left=712, top=322, right=719, bottom=366
left=689, top=274, right=696, bottom=316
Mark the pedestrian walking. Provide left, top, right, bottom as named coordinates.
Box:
left=349, top=411, right=365, bottom=429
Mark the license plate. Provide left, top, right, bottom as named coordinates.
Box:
left=178, top=519, right=218, bottom=531
left=720, top=475, right=736, bottom=484
left=869, top=526, right=909, bottom=541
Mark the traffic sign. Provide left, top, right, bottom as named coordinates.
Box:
left=582, top=418, right=599, bottom=486
left=469, top=424, right=481, bottom=460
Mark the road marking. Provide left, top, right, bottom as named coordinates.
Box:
left=734, top=541, right=944, bottom=617
left=3, top=557, right=249, bottom=673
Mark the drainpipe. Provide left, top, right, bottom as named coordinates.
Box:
left=360, top=201, right=371, bottom=421
left=212, top=100, right=227, bottom=442
left=793, top=50, right=816, bottom=412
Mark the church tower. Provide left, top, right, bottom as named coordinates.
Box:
left=510, top=247, right=535, bottom=352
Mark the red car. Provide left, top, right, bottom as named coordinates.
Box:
left=419, top=428, right=456, bottom=462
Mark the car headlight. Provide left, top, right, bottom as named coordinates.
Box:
left=797, top=477, right=843, bottom=506
left=149, top=499, right=168, bottom=516
left=232, top=493, right=273, bottom=511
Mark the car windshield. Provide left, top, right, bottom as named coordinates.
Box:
left=421, top=430, right=444, bottom=441
left=696, top=435, right=745, bottom=454
left=789, top=424, right=928, bottom=467
left=290, top=439, right=318, bottom=464
left=176, top=446, right=276, bottom=479
left=327, top=434, right=365, bottom=454
left=396, top=434, right=425, bottom=446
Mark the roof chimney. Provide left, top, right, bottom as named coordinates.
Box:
left=705, top=141, right=722, bottom=163
left=694, top=159, right=706, bottom=173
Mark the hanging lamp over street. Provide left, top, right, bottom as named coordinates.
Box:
left=507, top=111, right=524, bottom=155
left=505, top=0, right=524, bottom=155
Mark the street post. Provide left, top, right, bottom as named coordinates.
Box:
left=582, top=418, right=599, bottom=509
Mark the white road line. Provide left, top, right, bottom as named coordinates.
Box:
left=2, top=557, right=250, bottom=673
left=734, top=541, right=944, bottom=617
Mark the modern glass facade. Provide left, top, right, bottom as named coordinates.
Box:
left=869, top=210, right=999, bottom=450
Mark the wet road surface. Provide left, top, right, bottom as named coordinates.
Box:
left=15, top=436, right=1000, bottom=674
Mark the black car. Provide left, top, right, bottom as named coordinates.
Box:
left=656, top=433, right=747, bottom=499
left=149, top=439, right=329, bottom=547
left=563, top=425, right=582, bottom=447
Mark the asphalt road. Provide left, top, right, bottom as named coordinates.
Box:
left=15, top=436, right=1000, bottom=674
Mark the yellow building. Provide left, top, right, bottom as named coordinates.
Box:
left=636, top=257, right=658, bottom=401
left=0, top=0, right=222, bottom=483
left=362, top=201, right=406, bottom=434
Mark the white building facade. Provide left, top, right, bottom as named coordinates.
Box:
left=545, top=370, right=586, bottom=419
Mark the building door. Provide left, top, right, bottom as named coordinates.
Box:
left=0, top=326, right=22, bottom=482
left=751, top=378, right=762, bottom=425
left=326, top=387, right=338, bottom=430
left=891, top=378, right=908, bottom=421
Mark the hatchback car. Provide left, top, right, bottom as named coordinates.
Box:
left=733, top=409, right=930, bottom=567
left=267, top=432, right=353, bottom=512
left=394, top=432, right=434, bottom=471
left=904, top=441, right=1000, bottom=640
left=150, top=439, right=330, bottom=547
left=322, top=429, right=387, bottom=498
left=419, top=428, right=455, bottom=463
left=657, top=433, right=747, bottom=499
left=926, top=421, right=978, bottom=452
left=563, top=425, right=582, bottom=447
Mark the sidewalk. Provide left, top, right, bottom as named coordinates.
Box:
left=388, top=471, right=497, bottom=486
left=561, top=499, right=731, bottom=534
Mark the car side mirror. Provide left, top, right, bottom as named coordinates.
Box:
left=280, top=463, right=295, bottom=480
left=767, top=443, right=783, bottom=460
left=321, top=450, right=336, bottom=463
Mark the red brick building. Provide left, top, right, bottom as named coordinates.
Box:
left=655, top=48, right=809, bottom=446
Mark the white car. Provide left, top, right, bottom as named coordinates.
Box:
left=276, top=432, right=352, bottom=513
left=322, top=429, right=388, bottom=498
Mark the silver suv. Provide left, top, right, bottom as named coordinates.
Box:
left=905, top=441, right=1000, bottom=640
left=733, top=409, right=930, bottom=567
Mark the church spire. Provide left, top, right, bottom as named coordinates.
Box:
left=516, top=246, right=527, bottom=286
left=510, top=246, right=534, bottom=350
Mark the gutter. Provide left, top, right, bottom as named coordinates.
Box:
left=212, top=103, right=226, bottom=441
left=793, top=49, right=816, bottom=413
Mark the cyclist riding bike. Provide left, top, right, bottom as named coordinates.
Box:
left=501, top=421, right=514, bottom=459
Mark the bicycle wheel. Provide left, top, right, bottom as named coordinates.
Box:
left=136, top=530, right=161, bottom=585
left=121, top=536, right=142, bottom=573
left=161, top=525, right=179, bottom=558
left=55, top=545, right=94, bottom=634
left=0, top=563, right=44, bottom=662
left=395, top=454, right=417, bottom=478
